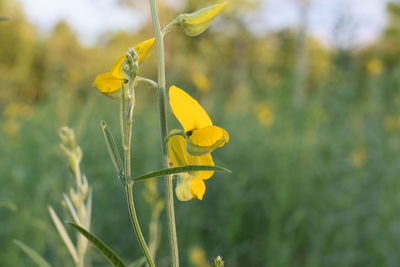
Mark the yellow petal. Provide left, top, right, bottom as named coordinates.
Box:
left=110, top=56, right=127, bottom=80
left=175, top=177, right=206, bottom=201
left=192, top=148, right=214, bottom=180
left=94, top=72, right=124, bottom=94
left=190, top=178, right=206, bottom=200
left=110, top=38, right=155, bottom=79
left=188, top=126, right=229, bottom=147
left=168, top=132, right=189, bottom=167
left=178, top=2, right=228, bottom=37
left=175, top=178, right=194, bottom=201
left=135, top=37, right=156, bottom=64
left=168, top=132, right=214, bottom=180
left=169, top=85, right=212, bottom=132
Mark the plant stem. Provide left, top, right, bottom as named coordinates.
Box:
left=126, top=184, right=156, bottom=267
left=136, top=76, right=159, bottom=89
left=149, top=0, right=179, bottom=266
left=122, top=75, right=155, bottom=267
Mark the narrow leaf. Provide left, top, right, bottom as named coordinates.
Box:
left=85, top=188, right=93, bottom=229
left=68, top=222, right=127, bottom=267
left=133, top=165, right=231, bottom=182
left=128, top=257, right=146, bottom=267
left=101, top=120, right=124, bottom=180
left=62, top=193, right=80, bottom=225
left=0, top=17, right=9, bottom=21
left=48, top=207, right=78, bottom=263
left=14, top=240, right=52, bottom=267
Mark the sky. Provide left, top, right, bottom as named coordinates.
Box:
left=16, top=0, right=390, bottom=47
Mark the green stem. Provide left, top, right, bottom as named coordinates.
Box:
left=136, top=76, right=159, bottom=89
left=121, top=73, right=155, bottom=266
left=161, top=19, right=178, bottom=37
left=126, top=184, right=156, bottom=267
left=149, top=0, right=179, bottom=266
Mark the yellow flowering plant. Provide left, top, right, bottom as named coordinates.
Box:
left=167, top=86, right=229, bottom=201
left=168, top=131, right=214, bottom=201
left=66, top=1, right=230, bottom=267
left=93, top=38, right=155, bottom=96
left=169, top=85, right=229, bottom=156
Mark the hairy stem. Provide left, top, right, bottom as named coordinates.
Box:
left=149, top=0, right=179, bottom=266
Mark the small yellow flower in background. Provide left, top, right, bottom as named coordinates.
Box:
left=189, top=247, right=210, bottom=267
left=253, top=102, right=274, bottom=126
left=168, top=131, right=214, bottom=201
left=383, top=115, right=400, bottom=132
left=94, top=38, right=155, bottom=95
left=366, top=58, right=384, bottom=77
left=191, top=71, right=211, bottom=92
left=169, top=85, right=229, bottom=156
left=350, top=146, right=367, bottom=168
left=177, top=2, right=228, bottom=37
left=3, top=103, right=33, bottom=120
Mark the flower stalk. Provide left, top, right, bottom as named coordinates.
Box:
left=149, top=0, right=179, bottom=266
left=120, top=50, right=155, bottom=267
left=56, top=127, right=93, bottom=267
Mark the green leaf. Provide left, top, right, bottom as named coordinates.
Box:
left=133, top=165, right=231, bottom=183
left=128, top=257, right=146, bottom=267
left=14, top=240, right=52, bottom=267
left=0, top=17, right=9, bottom=21
left=101, top=120, right=124, bottom=183
left=48, top=207, right=78, bottom=263
left=67, top=222, right=127, bottom=267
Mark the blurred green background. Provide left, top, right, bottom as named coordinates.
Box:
left=2, top=0, right=400, bottom=266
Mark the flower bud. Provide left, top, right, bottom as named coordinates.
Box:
left=177, top=2, right=228, bottom=37
left=80, top=175, right=89, bottom=197
left=69, top=188, right=80, bottom=207
left=212, top=256, right=225, bottom=267
left=110, top=38, right=155, bottom=79
left=74, top=147, right=82, bottom=163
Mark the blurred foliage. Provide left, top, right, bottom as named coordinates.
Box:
left=3, top=0, right=400, bottom=267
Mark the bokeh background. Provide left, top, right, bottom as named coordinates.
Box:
left=2, top=0, right=400, bottom=266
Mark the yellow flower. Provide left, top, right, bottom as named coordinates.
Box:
left=191, top=71, right=211, bottom=92
left=383, top=115, right=400, bottom=132
left=253, top=102, right=274, bottom=126
left=366, top=59, right=384, bottom=77
left=349, top=146, right=367, bottom=168
left=94, top=38, right=155, bottom=95
left=169, top=85, right=229, bottom=156
left=177, top=2, right=228, bottom=37
left=188, top=247, right=209, bottom=267
left=168, top=132, right=214, bottom=201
